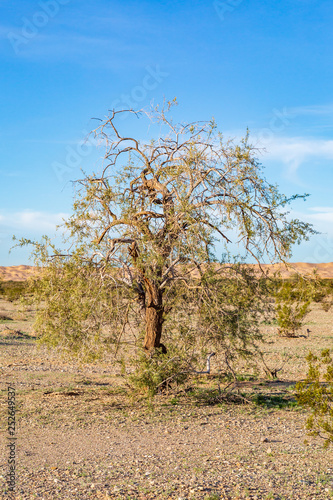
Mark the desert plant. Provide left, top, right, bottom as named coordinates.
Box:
left=296, top=349, right=333, bottom=447
left=0, top=280, right=27, bottom=302
left=129, top=344, right=194, bottom=400
left=273, top=273, right=329, bottom=337
left=16, top=101, right=315, bottom=392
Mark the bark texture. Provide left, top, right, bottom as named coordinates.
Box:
left=143, top=281, right=165, bottom=352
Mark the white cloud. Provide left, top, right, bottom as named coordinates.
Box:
left=310, top=206, right=333, bottom=213
left=0, top=210, right=69, bottom=234
left=306, top=208, right=333, bottom=224
left=3, top=28, right=144, bottom=70
left=290, top=207, right=333, bottom=235
left=266, top=137, right=333, bottom=159
left=288, top=103, right=333, bottom=117
left=212, top=129, right=333, bottom=184
left=286, top=207, right=333, bottom=263
left=223, top=128, right=333, bottom=167
left=255, top=136, right=333, bottom=181
left=310, top=213, right=333, bottom=223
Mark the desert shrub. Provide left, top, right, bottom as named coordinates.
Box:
left=0, top=281, right=27, bottom=302
left=128, top=344, right=194, bottom=400
left=296, top=349, right=333, bottom=447
left=316, top=279, right=333, bottom=311
left=23, top=252, right=274, bottom=395
left=273, top=273, right=331, bottom=337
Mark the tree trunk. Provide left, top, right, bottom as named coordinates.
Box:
left=143, top=282, right=165, bottom=352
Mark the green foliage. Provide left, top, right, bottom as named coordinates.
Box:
left=128, top=345, right=193, bottom=400
left=296, top=349, right=333, bottom=447
left=195, top=262, right=271, bottom=362
left=314, top=279, right=333, bottom=311
left=253, top=393, right=298, bottom=409
left=24, top=247, right=134, bottom=362
left=275, top=282, right=311, bottom=337
left=204, top=494, right=220, bottom=500
left=0, top=281, right=27, bottom=302
left=273, top=273, right=330, bottom=337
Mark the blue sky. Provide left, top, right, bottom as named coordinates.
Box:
left=0, top=0, right=333, bottom=265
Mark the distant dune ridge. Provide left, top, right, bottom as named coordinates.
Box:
left=1, top=263, right=333, bottom=281
left=257, top=262, right=333, bottom=279
left=0, top=265, right=38, bottom=282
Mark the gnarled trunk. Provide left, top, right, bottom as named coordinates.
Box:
left=143, top=282, right=166, bottom=352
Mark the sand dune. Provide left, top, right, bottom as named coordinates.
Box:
left=258, top=262, right=333, bottom=279
left=0, top=266, right=37, bottom=282
left=1, top=262, right=333, bottom=281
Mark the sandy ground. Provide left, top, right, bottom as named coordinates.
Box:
left=0, top=295, right=333, bottom=499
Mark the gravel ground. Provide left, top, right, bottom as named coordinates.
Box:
left=1, top=298, right=333, bottom=500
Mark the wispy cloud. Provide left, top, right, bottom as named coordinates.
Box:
left=290, top=207, right=333, bottom=233
left=310, top=206, right=333, bottom=213
left=288, top=103, right=333, bottom=117
left=5, top=30, right=112, bottom=55
left=0, top=210, right=69, bottom=234
left=227, top=130, right=333, bottom=182
left=0, top=169, right=22, bottom=178
left=288, top=206, right=333, bottom=262
left=0, top=4, right=160, bottom=68
left=262, top=136, right=333, bottom=181
left=18, top=36, right=149, bottom=71
left=307, top=207, right=333, bottom=223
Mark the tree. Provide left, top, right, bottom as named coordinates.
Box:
left=20, top=102, right=315, bottom=367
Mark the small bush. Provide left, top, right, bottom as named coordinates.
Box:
left=0, top=281, right=27, bottom=302
left=129, top=346, right=193, bottom=400
left=273, top=273, right=331, bottom=337
left=296, top=349, right=333, bottom=447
